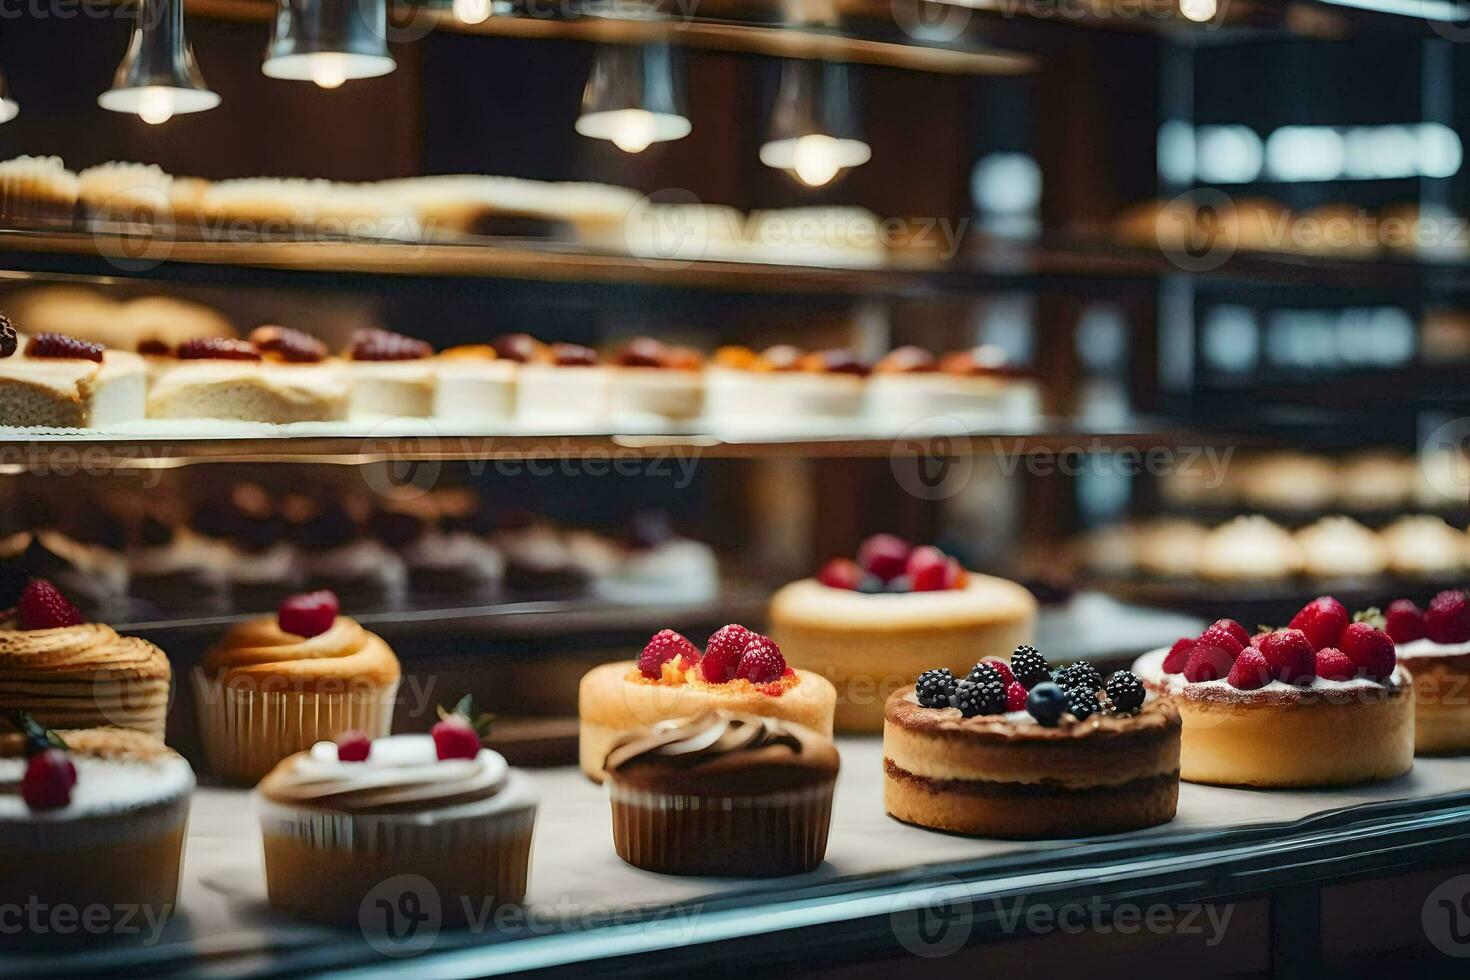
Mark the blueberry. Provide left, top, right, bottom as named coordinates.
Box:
left=857, top=574, right=886, bottom=594
left=1026, top=682, right=1067, bottom=727
left=885, top=575, right=912, bottom=593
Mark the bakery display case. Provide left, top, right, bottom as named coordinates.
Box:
left=4, top=1, right=1470, bottom=976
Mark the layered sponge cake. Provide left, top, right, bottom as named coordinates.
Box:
left=1380, top=588, right=1470, bottom=754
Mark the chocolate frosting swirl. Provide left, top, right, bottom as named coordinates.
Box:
left=604, top=710, right=806, bottom=773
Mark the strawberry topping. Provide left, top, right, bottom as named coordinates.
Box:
left=1162, top=637, right=1195, bottom=674
left=1384, top=599, right=1427, bottom=644
left=1287, top=596, right=1349, bottom=651
left=637, top=629, right=700, bottom=679
left=1314, top=647, right=1356, bottom=681
left=1339, top=622, right=1397, bottom=681
left=1426, top=590, right=1470, bottom=644
left=1257, top=629, right=1317, bottom=685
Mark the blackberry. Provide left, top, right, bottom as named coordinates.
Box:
left=915, top=668, right=957, bottom=708
left=952, top=675, right=1006, bottom=717
left=1026, top=682, right=1067, bottom=727
left=1105, top=670, right=1146, bottom=714
left=966, top=661, right=1004, bottom=686
left=1055, top=660, right=1102, bottom=693
left=1065, top=686, right=1100, bottom=721
left=1010, top=645, right=1049, bottom=688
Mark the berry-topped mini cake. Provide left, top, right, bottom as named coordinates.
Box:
left=256, top=696, right=536, bottom=925
left=577, top=624, right=836, bottom=782
left=770, top=534, right=1036, bottom=732
left=883, top=646, right=1180, bottom=838
left=343, top=327, right=436, bottom=419
left=0, top=318, right=146, bottom=428
left=433, top=344, right=517, bottom=420
left=704, top=345, right=868, bottom=424
left=510, top=336, right=613, bottom=426
left=1133, top=597, right=1415, bottom=787
left=146, top=327, right=348, bottom=424
left=866, top=344, right=1039, bottom=427
left=1380, top=588, right=1470, bottom=754
left=609, top=336, right=704, bottom=421
left=192, top=589, right=402, bottom=783
left=0, top=577, right=172, bottom=738
left=1, top=717, right=195, bottom=940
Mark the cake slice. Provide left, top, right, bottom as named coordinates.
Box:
left=0, top=326, right=145, bottom=428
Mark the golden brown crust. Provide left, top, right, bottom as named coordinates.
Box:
left=201, top=615, right=400, bottom=691
left=0, top=626, right=170, bottom=682
left=0, top=726, right=177, bottom=763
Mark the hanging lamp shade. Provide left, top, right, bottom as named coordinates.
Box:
left=759, top=59, right=871, bottom=187
left=262, top=0, right=396, bottom=89
left=97, top=0, right=220, bottom=124
left=0, top=69, right=18, bottom=125
left=575, top=44, right=691, bottom=154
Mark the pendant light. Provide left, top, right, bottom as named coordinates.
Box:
left=0, top=69, right=17, bottom=125
left=262, top=0, right=396, bottom=89
left=575, top=44, right=691, bottom=154
left=97, top=0, right=220, bottom=124
left=759, top=59, right=871, bottom=187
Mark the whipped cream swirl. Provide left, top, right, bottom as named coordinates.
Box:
left=257, top=735, right=507, bottom=814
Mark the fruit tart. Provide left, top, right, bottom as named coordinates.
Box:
left=1133, top=597, right=1414, bottom=786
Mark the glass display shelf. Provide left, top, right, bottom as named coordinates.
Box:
left=6, top=740, right=1469, bottom=978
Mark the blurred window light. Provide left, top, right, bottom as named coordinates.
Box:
left=1076, top=304, right=1128, bottom=372
left=1265, top=127, right=1344, bottom=181
left=1163, top=123, right=1462, bottom=182
left=1201, top=305, right=1260, bottom=374
left=971, top=153, right=1041, bottom=215
left=1313, top=0, right=1466, bottom=20
left=1195, top=125, right=1263, bottom=183
left=1157, top=119, right=1196, bottom=185
left=1368, top=307, right=1416, bottom=363
left=1419, top=122, right=1463, bottom=178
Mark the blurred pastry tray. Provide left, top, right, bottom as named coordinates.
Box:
left=1085, top=573, right=1467, bottom=625
left=10, top=739, right=1470, bottom=978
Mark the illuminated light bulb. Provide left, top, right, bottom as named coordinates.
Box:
left=312, top=57, right=348, bottom=89
left=610, top=110, right=658, bottom=153
left=454, top=0, right=492, bottom=23
left=792, top=134, right=843, bottom=187
left=1179, top=0, right=1217, bottom=21
left=138, top=88, right=175, bottom=125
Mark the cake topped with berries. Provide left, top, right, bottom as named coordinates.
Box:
left=0, top=321, right=147, bottom=428
left=1380, top=588, right=1470, bottom=754
left=770, top=534, right=1037, bottom=732
left=577, top=623, right=837, bottom=782
left=883, top=644, right=1180, bottom=838
left=1132, top=596, right=1415, bottom=787
left=0, top=722, right=194, bottom=822
left=145, top=327, right=348, bottom=424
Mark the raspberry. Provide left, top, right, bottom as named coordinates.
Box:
left=979, top=658, right=1015, bottom=686
left=1162, top=637, right=1195, bottom=674
left=1065, top=686, right=1100, bottom=720
left=906, top=546, right=955, bottom=592
left=1287, top=596, right=1349, bottom=651
left=856, top=534, right=911, bottom=582
left=1384, top=599, right=1427, bottom=644
left=336, top=730, right=372, bottom=762
left=953, top=675, right=1005, bottom=717
left=700, top=623, right=752, bottom=683
left=1226, top=648, right=1273, bottom=690
left=816, top=558, right=863, bottom=591
left=1026, top=682, right=1066, bottom=726
left=350, top=328, right=432, bottom=361
left=1339, top=622, right=1396, bottom=681
left=1055, top=661, right=1102, bottom=692
left=136, top=338, right=171, bottom=356
left=21, top=748, right=77, bottom=810
left=277, top=589, right=339, bottom=638
left=0, top=313, right=15, bottom=358
left=490, top=333, right=544, bottom=363
left=735, top=635, right=787, bottom=683
left=616, top=337, right=670, bottom=368
left=637, top=628, right=699, bottom=679
left=1426, top=590, right=1470, bottom=644
left=431, top=719, right=481, bottom=761
left=1005, top=681, right=1028, bottom=712
left=1105, top=671, right=1146, bottom=713
left=1198, top=622, right=1245, bottom=658
left=1258, top=629, right=1316, bottom=684
left=176, top=337, right=261, bottom=361
left=551, top=342, right=598, bottom=366
left=250, top=325, right=327, bottom=363
left=1009, top=645, right=1049, bottom=687
left=1314, top=648, right=1355, bottom=681
left=915, top=668, right=956, bottom=708
left=26, top=332, right=103, bottom=362
left=16, top=579, right=82, bottom=630
left=1184, top=643, right=1235, bottom=683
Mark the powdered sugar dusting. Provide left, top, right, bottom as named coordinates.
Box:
left=1133, top=647, right=1402, bottom=701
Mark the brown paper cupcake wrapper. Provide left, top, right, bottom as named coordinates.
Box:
left=191, top=668, right=399, bottom=784
left=609, top=780, right=835, bottom=877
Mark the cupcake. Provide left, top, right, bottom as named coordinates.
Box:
left=0, top=155, right=78, bottom=226
left=604, top=710, right=837, bottom=876
left=288, top=497, right=407, bottom=603
left=192, top=590, right=401, bottom=783
left=1380, top=516, right=1466, bottom=577
left=1294, top=516, right=1389, bottom=580
left=256, top=699, right=535, bottom=925
left=76, top=161, right=174, bottom=227
left=126, top=509, right=230, bottom=604
left=1, top=720, right=194, bottom=942
left=1198, top=515, right=1303, bottom=581
left=0, top=578, right=172, bottom=739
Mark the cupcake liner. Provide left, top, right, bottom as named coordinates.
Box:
left=192, top=668, right=399, bottom=784
left=609, top=779, right=834, bottom=876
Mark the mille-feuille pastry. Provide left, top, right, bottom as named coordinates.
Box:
left=433, top=345, right=517, bottom=420
left=604, top=710, right=838, bottom=876
left=704, top=345, right=868, bottom=424
left=2, top=723, right=194, bottom=938
left=0, top=323, right=146, bottom=428
left=884, top=646, right=1179, bottom=837
left=1198, top=515, right=1303, bottom=581
left=609, top=337, right=704, bottom=421
left=578, top=624, right=836, bottom=782
left=0, top=155, right=78, bottom=226
left=147, top=329, right=348, bottom=424
left=1383, top=588, right=1470, bottom=754
left=343, top=328, right=436, bottom=418
left=770, top=534, right=1037, bottom=732
left=0, top=578, right=171, bottom=738
left=192, top=590, right=402, bottom=783
left=1380, top=516, right=1467, bottom=577
left=1134, top=598, right=1414, bottom=786
left=256, top=700, right=535, bottom=925
left=1295, top=516, right=1389, bottom=580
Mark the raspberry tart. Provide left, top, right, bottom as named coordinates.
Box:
left=256, top=698, right=536, bottom=925
left=883, top=646, right=1180, bottom=838
left=192, top=589, right=402, bottom=783
left=769, top=535, right=1037, bottom=732
left=604, top=710, right=838, bottom=876
left=577, top=624, right=836, bottom=782
left=1133, top=597, right=1415, bottom=786
left=0, top=322, right=146, bottom=428
left=146, top=328, right=348, bottom=424
left=1382, top=589, right=1470, bottom=754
